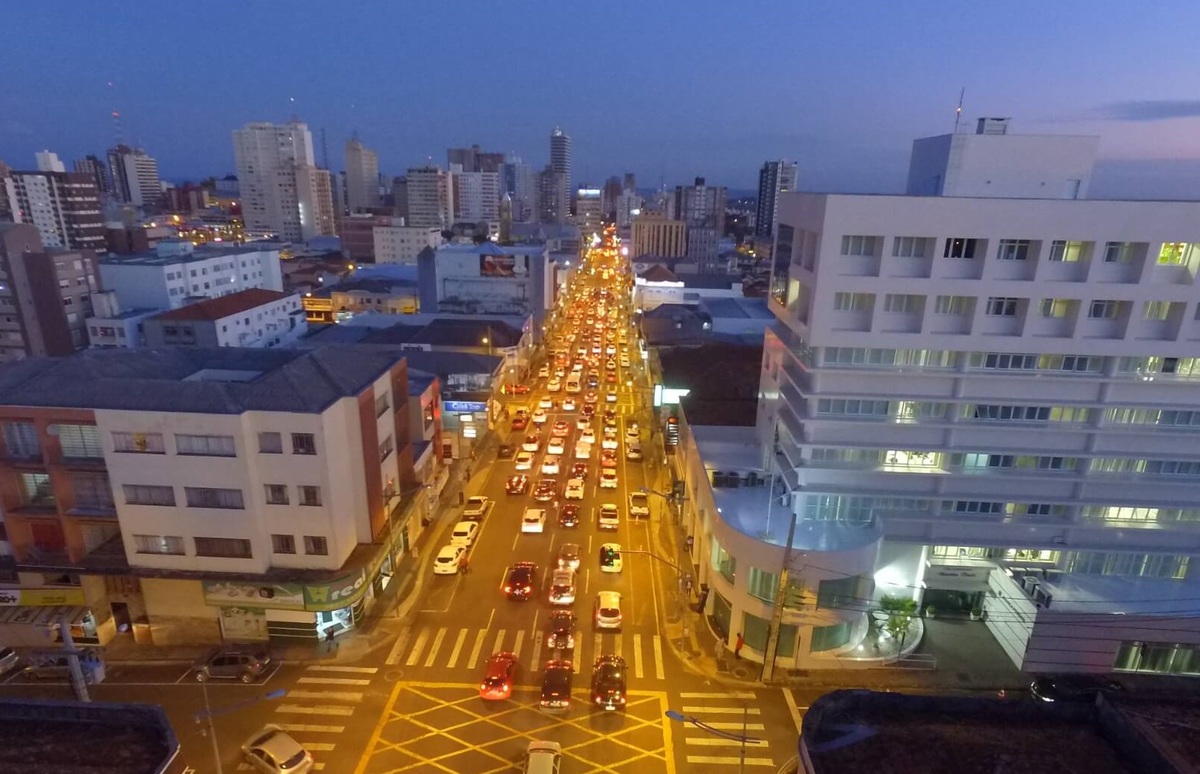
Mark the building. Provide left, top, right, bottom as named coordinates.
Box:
left=550, top=127, right=572, bottom=193
left=35, top=150, right=66, bottom=173
left=374, top=221, right=442, bottom=265
left=633, top=264, right=746, bottom=311
left=233, top=121, right=333, bottom=241
left=73, top=155, right=113, bottom=199
left=536, top=166, right=568, bottom=225
left=344, top=137, right=380, bottom=213
left=616, top=188, right=643, bottom=229
left=302, top=264, right=421, bottom=323
left=107, top=145, right=163, bottom=210
left=142, top=289, right=303, bottom=348
left=406, top=166, right=452, bottom=230
left=755, top=159, right=798, bottom=238
left=501, top=155, right=537, bottom=223
left=672, top=177, right=727, bottom=269
left=573, top=187, right=604, bottom=239
left=417, top=242, right=554, bottom=332
left=161, top=183, right=210, bottom=214
left=0, top=345, right=439, bottom=645
left=0, top=223, right=99, bottom=362
left=339, top=213, right=390, bottom=262
left=450, top=167, right=500, bottom=222
left=632, top=212, right=687, bottom=258
left=97, top=240, right=284, bottom=310
left=298, top=166, right=338, bottom=237
left=3, top=170, right=105, bottom=251
left=447, top=145, right=504, bottom=175
left=85, top=290, right=159, bottom=349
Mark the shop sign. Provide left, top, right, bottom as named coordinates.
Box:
left=445, top=400, right=487, bottom=413
left=0, top=587, right=86, bottom=607
left=203, top=581, right=306, bottom=611
left=932, top=567, right=983, bottom=580
left=303, top=569, right=368, bottom=611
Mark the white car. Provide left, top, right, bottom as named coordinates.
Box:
left=522, top=435, right=541, bottom=453
left=450, top=521, right=479, bottom=546
left=514, top=451, right=535, bottom=470
left=598, top=503, right=620, bottom=530
left=547, top=438, right=565, bottom=456
left=538, top=365, right=551, bottom=378
left=574, top=442, right=592, bottom=460
left=547, top=378, right=562, bottom=392
left=594, top=591, right=623, bottom=631
left=548, top=569, right=577, bottom=605
left=521, top=508, right=547, bottom=533
left=579, top=429, right=596, bottom=445
left=542, top=455, right=561, bottom=475
left=625, top=422, right=640, bottom=440
left=433, top=544, right=467, bottom=575
left=601, top=436, right=618, bottom=450
left=619, top=357, right=630, bottom=368
left=564, top=478, right=585, bottom=500
left=532, top=409, right=548, bottom=425
left=605, top=392, right=617, bottom=403
left=599, top=469, right=618, bottom=488
left=562, top=398, right=577, bottom=411
left=576, top=417, right=592, bottom=432
left=538, top=396, right=553, bottom=409
left=600, top=544, right=623, bottom=573
left=241, top=724, right=314, bottom=774
left=628, top=492, right=650, bottom=519
left=462, top=495, right=491, bottom=519
left=603, top=425, right=618, bottom=439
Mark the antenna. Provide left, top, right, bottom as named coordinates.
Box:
left=954, top=87, right=965, bottom=133
left=320, top=127, right=330, bottom=169
left=108, top=79, right=126, bottom=147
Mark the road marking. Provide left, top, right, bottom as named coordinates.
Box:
left=529, top=632, right=542, bottom=670
left=685, top=738, right=770, bottom=748
left=239, top=765, right=325, bottom=773
left=303, top=743, right=337, bottom=752
left=446, top=628, right=468, bottom=668
left=276, top=704, right=355, bottom=717
left=296, top=677, right=371, bottom=686
left=686, top=756, right=774, bottom=766
left=632, top=634, right=644, bottom=678
left=687, top=721, right=767, bottom=731
left=593, top=633, right=603, bottom=660
left=784, top=688, right=806, bottom=733
left=493, top=629, right=505, bottom=656
left=275, top=723, right=344, bottom=733
left=423, top=627, right=447, bottom=668
left=304, top=665, right=377, bottom=674
left=572, top=636, right=581, bottom=673
left=681, top=706, right=763, bottom=715
left=513, top=629, right=526, bottom=658
left=385, top=627, right=410, bottom=666
left=653, top=635, right=665, bottom=679
left=614, top=631, right=624, bottom=660
left=680, top=691, right=757, bottom=699
left=287, top=690, right=364, bottom=702
left=405, top=628, right=429, bottom=667
left=467, top=629, right=488, bottom=670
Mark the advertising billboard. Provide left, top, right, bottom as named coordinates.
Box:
left=480, top=254, right=516, bottom=277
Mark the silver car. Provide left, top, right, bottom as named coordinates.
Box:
left=548, top=569, right=577, bottom=606
left=557, top=543, right=581, bottom=571
left=241, top=724, right=314, bottom=774
left=193, top=647, right=272, bottom=683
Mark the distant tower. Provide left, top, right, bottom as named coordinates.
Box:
left=499, top=193, right=513, bottom=243
left=344, top=135, right=380, bottom=213
left=550, top=127, right=572, bottom=193
left=755, top=160, right=798, bottom=238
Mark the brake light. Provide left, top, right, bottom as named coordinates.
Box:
left=524, top=585, right=532, bottom=592
left=504, top=585, right=512, bottom=592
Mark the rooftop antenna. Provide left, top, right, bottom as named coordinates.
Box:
left=954, top=87, right=965, bottom=133
left=108, top=79, right=126, bottom=147
left=320, top=127, right=330, bottom=169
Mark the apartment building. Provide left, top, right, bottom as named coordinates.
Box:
left=97, top=240, right=283, bottom=310
left=142, top=289, right=303, bottom=348
left=0, top=345, right=439, bottom=646
left=632, top=212, right=687, bottom=259
left=3, top=170, right=105, bottom=251
left=374, top=221, right=442, bottom=265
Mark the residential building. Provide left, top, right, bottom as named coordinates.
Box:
left=35, top=150, right=66, bottom=173
left=447, top=145, right=504, bottom=175
left=406, top=166, right=452, bottom=229
left=573, top=186, right=604, bottom=238
left=107, top=145, right=163, bottom=210
left=550, top=127, right=572, bottom=194
left=97, top=240, right=284, bottom=310
left=536, top=166, right=568, bottom=225
left=298, top=166, right=338, bottom=237
left=632, top=212, right=686, bottom=258
left=450, top=166, right=500, bottom=222
left=233, top=121, right=332, bottom=241
left=417, top=242, right=553, bottom=333
left=391, top=176, right=408, bottom=219
left=633, top=264, right=746, bottom=311
left=0, top=160, right=11, bottom=220
left=344, top=137, right=380, bottom=213
left=0, top=345, right=438, bottom=645
left=162, top=183, right=211, bottom=214
left=0, top=223, right=99, bottom=362
left=374, top=221, right=442, bottom=265
left=339, top=213, right=391, bottom=262
left=501, top=155, right=537, bottom=222
left=142, top=289, right=303, bottom=348
left=672, top=177, right=727, bottom=269
left=3, top=170, right=105, bottom=251
left=755, top=159, right=798, bottom=238
left=302, top=264, right=420, bottom=323
left=616, top=187, right=643, bottom=229
left=85, top=290, right=159, bottom=349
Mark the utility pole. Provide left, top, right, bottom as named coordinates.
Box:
left=761, top=510, right=799, bottom=683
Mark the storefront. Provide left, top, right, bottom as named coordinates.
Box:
left=0, top=587, right=106, bottom=647
left=441, top=399, right=489, bottom=460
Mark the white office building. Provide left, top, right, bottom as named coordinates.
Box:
left=97, top=240, right=284, bottom=310
left=344, top=137, right=380, bottom=213
left=451, top=167, right=500, bottom=222
left=374, top=222, right=443, bottom=265
left=233, top=121, right=334, bottom=241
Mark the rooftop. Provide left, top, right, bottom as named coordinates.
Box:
left=658, top=341, right=762, bottom=426
left=98, top=241, right=278, bottom=266
left=436, top=242, right=546, bottom=257
left=701, top=297, right=773, bottom=320
left=149, top=289, right=293, bottom=322
left=638, top=265, right=680, bottom=283
left=1036, top=574, right=1200, bottom=615
left=679, top=273, right=740, bottom=290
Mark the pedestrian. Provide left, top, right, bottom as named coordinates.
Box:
left=734, top=632, right=745, bottom=660
left=458, top=490, right=465, bottom=505
left=460, top=555, right=470, bottom=574
left=325, top=627, right=337, bottom=653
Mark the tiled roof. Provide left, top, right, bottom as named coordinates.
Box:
left=150, top=289, right=293, bottom=322
left=638, top=265, right=680, bottom=282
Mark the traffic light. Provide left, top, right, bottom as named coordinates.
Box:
left=665, top=416, right=679, bottom=449
left=671, top=480, right=685, bottom=500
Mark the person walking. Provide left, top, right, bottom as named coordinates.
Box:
left=459, top=554, right=470, bottom=575
left=325, top=627, right=337, bottom=653
left=734, top=632, right=745, bottom=660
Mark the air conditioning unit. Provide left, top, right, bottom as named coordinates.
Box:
left=1021, top=576, right=1041, bottom=593
left=711, top=472, right=726, bottom=488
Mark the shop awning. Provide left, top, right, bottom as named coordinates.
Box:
left=0, top=605, right=91, bottom=627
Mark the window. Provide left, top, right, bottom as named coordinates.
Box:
left=943, top=237, right=979, bottom=259
left=747, top=567, right=776, bottom=602
left=194, top=537, right=253, bottom=558
left=882, top=294, right=922, bottom=313
left=816, top=575, right=869, bottom=611
left=975, top=353, right=1038, bottom=370
left=299, top=486, right=322, bottom=507
left=258, top=432, right=283, bottom=454
left=1089, top=300, right=1119, bottom=319
left=175, top=434, right=236, bottom=457
left=946, top=500, right=1003, bottom=515
left=1103, top=242, right=1135, bottom=264
left=56, top=424, right=103, bottom=458
left=1048, top=240, right=1084, bottom=262
left=19, top=473, right=54, bottom=507
left=892, top=237, right=928, bottom=258
left=711, top=537, right=736, bottom=583
left=1157, top=242, right=1188, bottom=265
left=1144, top=301, right=1172, bottom=321
left=185, top=487, right=245, bottom=509
left=2, top=421, right=40, bottom=458
left=71, top=473, right=114, bottom=510
left=810, top=621, right=851, bottom=652
left=934, top=295, right=970, bottom=315
left=832, top=292, right=872, bottom=312
left=271, top=534, right=296, bottom=554
left=815, top=398, right=890, bottom=417
left=304, top=536, right=328, bottom=556
left=375, top=393, right=390, bottom=417
left=379, top=435, right=394, bottom=463
left=292, top=433, right=317, bottom=455
left=1040, top=298, right=1070, bottom=319
left=840, top=235, right=876, bottom=256
left=123, top=484, right=175, bottom=506
left=264, top=484, right=289, bottom=505
left=133, top=534, right=184, bottom=555
left=112, top=432, right=165, bottom=454
left=996, top=239, right=1031, bottom=261
left=985, top=297, right=1018, bottom=317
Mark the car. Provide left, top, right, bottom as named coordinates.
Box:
left=506, top=474, right=530, bottom=495
left=605, top=359, right=616, bottom=371
left=542, top=455, right=562, bottom=475
left=241, top=724, right=314, bottom=774
left=548, top=569, right=577, bottom=605
left=619, top=357, right=630, bottom=368
left=601, top=435, right=618, bottom=450
left=514, top=451, right=535, bottom=470
left=434, top=544, right=468, bottom=574
left=594, top=591, right=623, bottom=630
left=598, top=503, right=620, bottom=530
left=547, top=438, right=565, bottom=456
left=1030, top=675, right=1126, bottom=703
left=581, top=404, right=595, bottom=418
left=533, top=479, right=558, bottom=503
left=522, top=434, right=541, bottom=453
left=625, top=422, right=640, bottom=440
left=522, top=508, right=548, bottom=533
left=625, top=444, right=643, bottom=462
left=532, top=409, right=548, bottom=425
left=603, top=425, right=618, bottom=439
left=510, top=415, right=529, bottom=431
left=570, top=462, right=589, bottom=479
left=558, top=504, right=580, bottom=528
left=538, top=365, right=551, bottom=378
left=547, top=378, right=562, bottom=392
left=605, top=391, right=617, bottom=403
left=193, top=647, right=272, bottom=683
left=603, top=414, right=617, bottom=428
left=463, top=496, right=491, bottom=520
left=579, top=429, right=596, bottom=446
left=591, top=655, right=627, bottom=711
left=0, top=647, right=18, bottom=675
left=576, top=417, right=592, bottom=432
left=523, top=740, right=564, bottom=774
left=502, top=384, right=531, bottom=395
left=451, top=520, right=481, bottom=546
left=504, top=562, right=538, bottom=600
left=557, top=543, right=582, bottom=571
left=479, top=651, right=518, bottom=701
left=545, top=610, right=576, bottom=649
left=551, top=420, right=571, bottom=437
left=574, top=442, right=592, bottom=460
left=628, top=492, right=650, bottom=519
left=562, top=397, right=577, bottom=411
left=537, top=397, right=553, bottom=410
left=600, top=542, right=624, bottom=572
left=584, top=391, right=598, bottom=404
left=539, top=660, right=574, bottom=713
left=497, top=444, right=516, bottom=460
left=599, top=469, right=618, bottom=488
left=563, top=478, right=585, bottom=500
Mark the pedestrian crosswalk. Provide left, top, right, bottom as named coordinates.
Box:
left=677, top=691, right=775, bottom=768
left=386, top=624, right=667, bottom=679
left=235, top=664, right=379, bottom=772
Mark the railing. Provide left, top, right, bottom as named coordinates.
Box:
left=883, top=653, right=938, bottom=671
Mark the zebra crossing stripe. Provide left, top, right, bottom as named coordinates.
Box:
left=492, top=629, right=505, bottom=657
left=423, top=627, right=447, bottom=668
left=529, top=631, right=543, bottom=670
left=405, top=629, right=429, bottom=667
left=446, top=628, right=468, bottom=668
left=653, top=634, right=665, bottom=679
left=467, top=628, right=488, bottom=669
left=513, top=629, right=525, bottom=658
left=632, top=634, right=644, bottom=678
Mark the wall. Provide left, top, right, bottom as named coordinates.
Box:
left=141, top=577, right=220, bottom=645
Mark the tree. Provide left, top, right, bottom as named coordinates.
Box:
left=879, top=594, right=918, bottom=653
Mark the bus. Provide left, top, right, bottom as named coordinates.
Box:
left=565, top=372, right=582, bottom=393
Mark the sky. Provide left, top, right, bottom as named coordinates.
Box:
left=3, top=1, right=1200, bottom=198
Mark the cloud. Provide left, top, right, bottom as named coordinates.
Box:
left=1090, top=100, right=1200, bottom=122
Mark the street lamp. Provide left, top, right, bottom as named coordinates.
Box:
left=665, top=707, right=760, bottom=774
left=195, top=687, right=287, bottom=774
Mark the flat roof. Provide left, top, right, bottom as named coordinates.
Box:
left=658, top=341, right=762, bottom=426
left=702, top=297, right=772, bottom=320
left=1037, top=574, right=1200, bottom=615
left=98, top=242, right=278, bottom=266
left=150, top=289, right=293, bottom=322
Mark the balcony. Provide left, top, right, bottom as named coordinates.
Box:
left=58, top=455, right=107, bottom=471
left=0, top=449, right=44, bottom=470
left=9, top=495, right=57, bottom=516
left=67, top=500, right=118, bottom=519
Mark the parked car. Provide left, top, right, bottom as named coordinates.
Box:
left=450, top=521, right=479, bottom=546
left=240, top=724, right=314, bottom=774
left=0, top=647, right=18, bottom=675
left=434, top=544, right=467, bottom=575
left=1030, top=675, right=1125, bottom=703
left=193, top=647, right=272, bottom=683
left=462, top=496, right=491, bottom=520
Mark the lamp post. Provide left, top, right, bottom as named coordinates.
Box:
left=665, top=707, right=759, bottom=774
left=195, top=687, right=287, bottom=774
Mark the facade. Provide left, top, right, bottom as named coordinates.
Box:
left=374, top=222, right=442, bottom=265
left=344, top=137, right=380, bottom=213
left=406, top=166, right=452, bottom=229
left=573, top=187, right=604, bottom=238
left=536, top=166, right=568, bottom=225
left=339, top=214, right=390, bottom=262
left=632, top=212, right=687, bottom=258
left=73, top=155, right=113, bottom=199
left=447, top=145, right=504, bottom=175
left=502, top=155, right=537, bottom=223
left=35, top=150, right=66, bottom=173
left=672, top=177, right=727, bottom=270
left=85, top=291, right=159, bottom=349
left=302, top=270, right=421, bottom=324
left=298, top=166, right=338, bottom=238
left=107, top=145, right=163, bottom=210
left=4, top=170, right=105, bottom=251
left=97, top=240, right=284, bottom=310
left=755, top=159, right=798, bottom=238
left=0, top=345, right=440, bottom=646
left=616, top=188, right=643, bottom=229
left=450, top=167, right=500, bottom=222
left=417, top=243, right=553, bottom=332
left=142, top=289, right=303, bottom=348
left=233, top=121, right=331, bottom=241
left=550, top=127, right=572, bottom=193
left=0, top=223, right=99, bottom=362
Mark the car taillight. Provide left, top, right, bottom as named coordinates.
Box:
left=504, top=585, right=512, bottom=592
left=524, top=585, right=532, bottom=592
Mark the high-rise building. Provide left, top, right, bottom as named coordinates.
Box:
left=550, top=127, right=572, bottom=193
left=502, top=155, right=537, bottom=223
left=3, top=170, right=105, bottom=251
left=755, top=159, right=798, bottom=238
left=233, top=121, right=333, bottom=241
left=301, top=167, right=338, bottom=237
left=616, top=188, right=643, bottom=229
left=74, top=155, right=113, bottom=199
left=448, top=144, right=505, bottom=175
left=573, top=186, right=604, bottom=238
left=344, top=136, right=380, bottom=213
left=631, top=212, right=686, bottom=258
left=406, top=166, right=453, bottom=230
left=107, top=145, right=162, bottom=210
left=601, top=176, right=622, bottom=221
left=35, top=150, right=66, bottom=173
left=536, top=166, right=568, bottom=225
left=672, top=177, right=727, bottom=269
left=0, top=160, right=11, bottom=220
left=392, top=176, right=408, bottom=219
left=450, top=166, right=500, bottom=222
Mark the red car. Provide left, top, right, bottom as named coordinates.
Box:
left=480, top=651, right=518, bottom=700
left=502, top=384, right=531, bottom=395
left=571, top=462, right=589, bottom=479
left=600, top=450, right=618, bottom=468
left=511, top=415, right=529, bottom=431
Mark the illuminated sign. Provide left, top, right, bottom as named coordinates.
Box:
left=444, top=400, right=487, bottom=413
left=653, top=384, right=663, bottom=408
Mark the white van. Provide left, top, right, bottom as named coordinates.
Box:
left=523, top=740, right=562, bottom=774
left=565, top=373, right=582, bottom=393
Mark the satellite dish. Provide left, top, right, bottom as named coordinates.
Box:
left=46, top=425, right=60, bottom=436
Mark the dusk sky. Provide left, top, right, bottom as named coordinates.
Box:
left=4, top=1, right=1200, bottom=198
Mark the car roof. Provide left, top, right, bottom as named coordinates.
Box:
left=437, top=544, right=463, bottom=557
left=250, top=727, right=303, bottom=757
left=598, top=590, right=621, bottom=604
